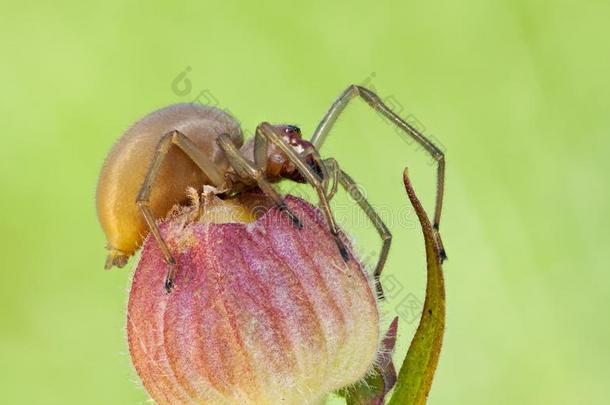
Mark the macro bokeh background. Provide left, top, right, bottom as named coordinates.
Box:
left=1, top=1, right=609, bottom=404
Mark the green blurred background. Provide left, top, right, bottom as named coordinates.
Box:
left=1, top=0, right=609, bottom=404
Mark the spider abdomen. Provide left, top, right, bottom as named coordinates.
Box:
left=96, top=103, right=242, bottom=267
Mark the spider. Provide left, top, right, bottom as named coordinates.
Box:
left=96, top=85, right=446, bottom=294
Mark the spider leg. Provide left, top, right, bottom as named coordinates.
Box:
left=136, top=130, right=224, bottom=293
left=311, top=85, right=446, bottom=261
left=323, top=158, right=392, bottom=299
left=255, top=123, right=350, bottom=262
left=216, top=133, right=303, bottom=229
left=320, top=156, right=339, bottom=201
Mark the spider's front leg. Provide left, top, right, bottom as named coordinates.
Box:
left=254, top=123, right=350, bottom=262
left=311, top=85, right=447, bottom=261
left=322, top=158, right=392, bottom=299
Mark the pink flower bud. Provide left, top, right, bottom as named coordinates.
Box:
left=127, top=192, right=380, bottom=404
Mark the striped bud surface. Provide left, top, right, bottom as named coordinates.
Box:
left=127, top=191, right=380, bottom=404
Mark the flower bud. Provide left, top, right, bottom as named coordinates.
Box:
left=127, top=191, right=380, bottom=404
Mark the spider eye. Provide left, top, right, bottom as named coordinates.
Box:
left=285, top=125, right=300, bottom=134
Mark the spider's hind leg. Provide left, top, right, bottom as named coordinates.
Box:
left=136, top=130, right=224, bottom=293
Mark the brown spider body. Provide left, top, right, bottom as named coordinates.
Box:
left=96, top=103, right=312, bottom=269
left=96, top=85, right=445, bottom=294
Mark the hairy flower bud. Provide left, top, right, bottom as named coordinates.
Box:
left=127, top=191, right=380, bottom=404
